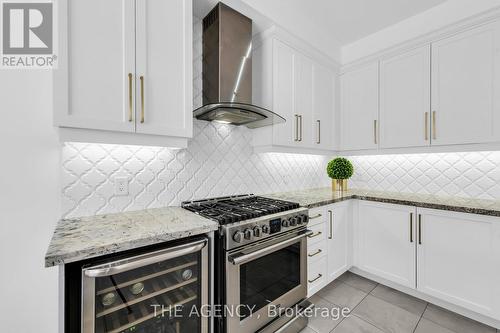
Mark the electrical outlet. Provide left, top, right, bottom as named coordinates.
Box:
left=114, top=177, right=129, bottom=196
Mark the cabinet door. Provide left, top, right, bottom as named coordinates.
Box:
left=380, top=46, right=431, bottom=148
left=326, top=202, right=350, bottom=281
left=55, top=0, right=135, bottom=132
left=135, top=0, right=192, bottom=137
left=431, top=21, right=500, bottom=145
left=272, top=40, right=297, bottom=146
left=416, top=209, right=500, bottom=319
left=295, top=55, right=313, bottom=147
left=357, top=201, right=416, bottom=288
left=313, top=64, right=335, bottom=150
left=340, top=63, right=379, bottom=150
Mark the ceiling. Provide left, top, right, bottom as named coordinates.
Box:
left=193, top=0, right=449, bottom=62
left=239, top=0, right=448, bottom=45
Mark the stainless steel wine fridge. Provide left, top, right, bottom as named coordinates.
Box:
left=73, top=236, right=209, bottom=333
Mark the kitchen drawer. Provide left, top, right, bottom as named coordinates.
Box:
left=307, top=239, right=327, bottom=263
left=308, top=256, right=328, bottom=296
left=308, top=207, right=326, bottom=226
left=307, top=222, right=326, bottom=246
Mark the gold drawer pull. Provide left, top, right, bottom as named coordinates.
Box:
left=309, top=214, right=322, bottom=220
left=307, top=231, right=322, bottom=239
left=308, top=274, right=323, bottom=283
left=308, top=249, right=322, bottom=257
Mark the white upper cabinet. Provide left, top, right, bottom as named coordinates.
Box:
left=54, top=0, right=192, bottom=146
left=431, top=21, right=500, bottom=145
left=271, top=39, right=297, bottom=147
left=252, top=31, right=337, bottom=153
left=55, top=0, right=136, bottom=133
left=380, top=46, right=431, bottom=148
left=135, top=0, right=192, bottom=137
left=416, top=208, right=500, bottom=320
left=340, top=62, right=379, bottom=151
left=313, top=64, right=336, bottom=150
left=357, top=201, right=416, bottom=289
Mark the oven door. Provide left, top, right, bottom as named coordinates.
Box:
left=225, top=228, right=311, bottom=333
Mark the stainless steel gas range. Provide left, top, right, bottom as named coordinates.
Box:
left=182, top=195, right=314, bottom=333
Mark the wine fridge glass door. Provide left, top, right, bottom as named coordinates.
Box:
left=82, top=238, right=208, bottom=333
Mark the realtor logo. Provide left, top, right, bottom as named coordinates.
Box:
left=1, top=0, right=57, bottom=68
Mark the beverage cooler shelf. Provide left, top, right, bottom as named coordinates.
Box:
left=96, top=261, right=198, bottom=296
left=101, top=287, right=198, bottom=333
left=96, top=277, right=198, bottom=318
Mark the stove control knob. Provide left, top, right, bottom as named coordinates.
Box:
left=233, top=231, right=244, bottom=243
left=262, top=225, right=270, bottom=234
left=296, top=215, right=303, bottom=225
left=302, top=214, right=309, bottom=224
left=289, top=217, right=297, bottom=226
left=282, top=219, right=290, bottom=228
left=244, top=229, right=253, bottom=240
left=253, top=226, right=262, bottom=237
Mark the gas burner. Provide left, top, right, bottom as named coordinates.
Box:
left=181, top=195, right=300, bottom=225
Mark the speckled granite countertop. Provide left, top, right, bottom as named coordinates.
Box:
left=45, top=207, right=218, bottom=267
left=264, top=188, right=500, bottom=217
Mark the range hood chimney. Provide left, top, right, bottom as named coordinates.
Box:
left=193, top=3, right=285, bottom=128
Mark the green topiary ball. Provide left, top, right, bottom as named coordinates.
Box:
left=327, top=157, right=353, bottom=179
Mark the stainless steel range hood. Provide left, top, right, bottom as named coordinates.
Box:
left=193, top=3, right=285, bottom=129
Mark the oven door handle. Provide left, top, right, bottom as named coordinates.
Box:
left=228, top=230, right=312, bottom=266
left=83, top=238, right=207, bottom=278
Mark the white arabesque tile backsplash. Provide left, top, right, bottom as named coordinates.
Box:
left=349, top=152, right=500, bottom=200
left=61, top=125, right=331, bottom=218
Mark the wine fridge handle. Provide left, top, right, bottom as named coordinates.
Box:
left=84, top=238, right=207, bottom=278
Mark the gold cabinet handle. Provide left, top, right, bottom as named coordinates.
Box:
left=294, top=114, right=299, bottom=141
left=307, top=231, right=322, bottom=239
left=374, top=119, right=378, bottom=144
left=432, top=111, right=436, bottom=140
left=418, top=214, right=422, bottom=245
left=424, top=112, right=429, bottom=141
left=140, top=76, right=145, bottom=123
left=316, top=120, right=321, bottom=144
left=409, top=212, right=413, bottom=243
left=308, top=273, right=323, bottom=283
left=308, top=249, right=322, bottom=257
left=299, top=115, right=303, bottom=141
left=328, top=210, right=333, bottom=239
left=128, top=73, right=133, bottom=122
left=309, top=214, right=322, bottom=220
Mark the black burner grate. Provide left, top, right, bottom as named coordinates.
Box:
left=181, top=195, right=300, bottom=224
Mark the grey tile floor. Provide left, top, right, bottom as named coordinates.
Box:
left=303, top=272, right=499, bottom=333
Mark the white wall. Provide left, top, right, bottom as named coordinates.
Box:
left=0, top=70, right=60, bottom=331
left=342, top=0, right=500, bottom=63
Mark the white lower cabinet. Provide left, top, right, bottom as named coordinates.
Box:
left=416, top=208, right=500, bottom=320
left=355, top=201, right=500, bottom=323
left=326, top=202, right=350, bottom=281
left=357, top=201, right=416, bottom=288
left=307, top=202, right=350, bottom=296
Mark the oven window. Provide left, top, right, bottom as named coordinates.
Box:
left=239, top=242, right=300, bottom=319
